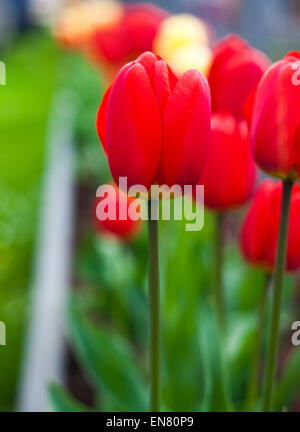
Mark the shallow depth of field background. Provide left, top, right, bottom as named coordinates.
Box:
left=1, top=0, right=300, bottom=412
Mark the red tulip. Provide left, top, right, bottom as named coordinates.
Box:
left=239, top=179, right=300, bottom=272
left=251, top=51, right=300, bottom=181
left=96, top=51, right=211, bottom=190
left=91, top=23, right=128, bottom=64
left=122, top=3, right=169, bottom=55
left=195, top=111, right=256, bottom=210
left=90, top=3, right=168, bottom=66
left=208, top=35, right=270, bottom=119
left=94, top=184, right=141, bottom=241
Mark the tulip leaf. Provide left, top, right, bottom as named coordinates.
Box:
left=225, top=313, right=257, bottom=401
left=198, top=302, right=233, bottom=412
left=273, top=347, right=300, bottom=411
left=48, top=382, right=91, bottom=412
left=161, top=219, right=205, bottom=411
left=78, top=235, right=136, bottom=289
left=69, top=299, right=148, bottom=411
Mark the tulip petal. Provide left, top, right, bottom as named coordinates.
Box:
left=240, top=180, right=300, bottom=272
left=240, top=180, right=280, bottom=269
left=105, top=62, right=162, bottom=188
left=287, top=185, right=300, bottom=270
left=94, top=184, right=141, bottom=240
left=285, top=51, right=300, bottom=61
left=137, top=51, right=178, bottom=96
left=96, top=85, right=112, bottom=153
left=197, top=112, right=256, bottom=210
left=166, top=64, right=178, bottom=92
left=136, top=51, right=158, bottom=80
left=209, top=35, right=270, bottom=118
left=252, top=59, right=300, bottom=178
left=153, top=60, right=172, bottom=114
left=243, top=85, right=257, bottom=126
left=162, top=69, right=211, bottom=187
left=122, top=4, right=169, bottom=54
left=213, top=54, right=269, bottom=119
left=294, top=124, right=300, bottom=175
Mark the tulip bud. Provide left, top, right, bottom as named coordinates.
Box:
left=208, top=35, right=270, bottom=119
left=93, top=184, right=141, bottom=241
left=239, top=179, right=300, bottom=272
left=96, top=51, right=211, bottom=191
left=251, top=51, right=300, bottom=181
left=122, top=3, right=169, bottom=55
left=195, top=112, right=256, bottom=210
left=89, top=3, right=168, bottom=69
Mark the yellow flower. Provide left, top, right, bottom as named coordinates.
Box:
left=154, top=14, right=209, bottom=51
left=54, top=0, right=123, bottom=50
left=167, top=45, right=212, bottom=76
left=154, top=14, right=212, bottom=76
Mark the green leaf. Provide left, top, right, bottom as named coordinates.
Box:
left=273, top=347, right=300, bottom=411
left=161, top=220, right=205, bottom=411
left=226, top=313, right=256, bottom=401
left=69, top=299, right=148, bottom=411
left=198, top=302, right=233, bottom=412
left=48, top=382, right=91, bottom=412
left=78, top=235, right=135, bottom=290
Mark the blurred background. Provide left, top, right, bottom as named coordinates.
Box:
left=1, top=0, right=300, bottom=412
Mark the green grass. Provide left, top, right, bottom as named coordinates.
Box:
left=0, top=31, right=59, bottom=411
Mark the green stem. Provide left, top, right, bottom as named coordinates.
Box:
left=246, top=273, right=270, bottom=411
left=262, top=180, right=293, bottom=412
left=147, top=200, right=160, bottom=412
left=213, top=212, right=225, bottom=330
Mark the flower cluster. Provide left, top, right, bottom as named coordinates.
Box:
left=54, top=1, right=168, bottom=81
left=53, top=1, right=300, bottom=412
